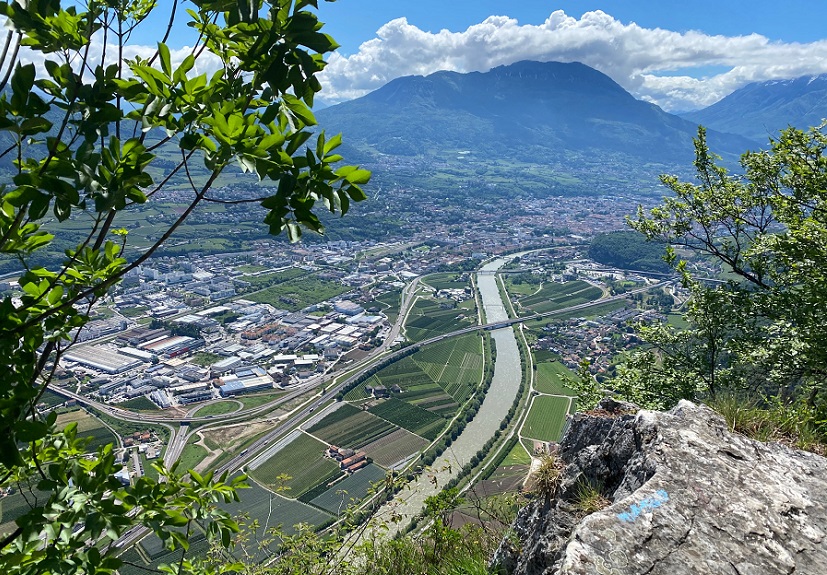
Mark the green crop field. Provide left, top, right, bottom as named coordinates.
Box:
left=368, top=398, right=445, bottom=440
left=245, top=274, right=348, bottom=310
left=225, top=480, right=333, bottom=533
left=347, top=362, right=457, bottom=414
left=54, top=409, right=117, bottom=451
left=515, top=281, right=602, bottom=316
left=534, top=361, right=577, bottom=396
left=411, top=334, right=483, bottom=403
left=342, top=335, right=484, bottom=439
left=404, top=298, right=476, bottom=342
left=373, top=289, right=402, bottom=324
left=39, top=388, right=68, bottom=408
left=522, top=396, right=572, bottom=442
left=249, top=432, right=341, bottom=497
left=500, top=441, right=532, bottom=466
left=121, top=480, right=333, bottom=575
left=309, top=403, right=361, bottom=426
left=309, top=463, right=387, bottom=514
left=0, top=483, right=51, bottom=537
left=307, top=406, right=397, bottom=449
left=422, top=272, right=470, bottom=291
left=359, top=428, right=429, bottom=468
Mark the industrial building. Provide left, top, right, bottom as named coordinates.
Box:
left=219, top=366, right=275, bottom=397
left=63, top=345, right=143, bottom=374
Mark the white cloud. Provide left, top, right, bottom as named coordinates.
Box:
left=12, top=28, right=224, bottom=88
left=319, top=10, right=827, bottom=111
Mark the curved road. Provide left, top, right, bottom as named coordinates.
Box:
left=107, top=267, right=671, bottom=548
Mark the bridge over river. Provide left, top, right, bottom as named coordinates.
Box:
left=353, top=256, right=524, bottom=539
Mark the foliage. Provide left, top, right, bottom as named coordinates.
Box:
left=0, top=1, right=368, bottom=574
left=208, top=484, right=502, bottom=575
left=604, top=125, right=827, bottom=438
left=573, top=479, right=610, bottom=516
left=706, top=394, right=826, bottom=454
left=531, top=454, right=564, bottom=504
left=587, top=230, right=670, bottom=272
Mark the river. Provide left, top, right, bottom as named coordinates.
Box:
left=357, top=257, right=523, bottom=538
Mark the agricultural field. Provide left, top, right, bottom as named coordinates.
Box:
left=411, top=334, right=483, bottom=403
left=513, top=281, right=602, bottom=316
left=359, top=428, right=429, bottom=469
left=422, top=272, right=470, bottom=291
left=0, top=483, right=51, bottom=537
left=470, top=464, right=530, bottom=498
left=54, top=409, right=117, bottom=452
left=306, top=404, right=397, bottom=449
left=38, top=388, right=68, bottom=409
left=224, top=479, right=332, bottom=536
left=534, top=361, right=577, bottom=396
left=522, top=396, right=572, bottom=442
left=309, top=463, right=387, bottom=515
left=121, top=480, right=333, bottom=575
left=368, top=398, right=445, bottom=440
left=245, top=274, right=348, bottom=310
left=404, top=298, right=476, bottom=342
left=500, top=441, right=532, bottom=466
left=248, top=432, right=341, bottom=497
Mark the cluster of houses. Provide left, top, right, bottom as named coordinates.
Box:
left=324, top=445, right=368, bottom=473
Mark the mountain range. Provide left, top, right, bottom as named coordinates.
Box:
left=316, top=61, right=827, bottom=195
left=681, top=74, right=827, bottom=143
left=317, top=61, right=753, bottom=170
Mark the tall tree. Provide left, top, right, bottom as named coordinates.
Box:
left=598, top=125, right=827, bottom=426
left=0, top=1, right=368, bottom=574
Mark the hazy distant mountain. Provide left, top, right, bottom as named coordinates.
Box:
left=681, top=75, right=827, bottom=143
left=317, top=61, right=756, bottom=170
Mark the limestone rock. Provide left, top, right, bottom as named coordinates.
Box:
left=495, top=399, right=827, bottom=574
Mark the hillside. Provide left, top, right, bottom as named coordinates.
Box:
left=317, top=61, right=757, bottom=194
left=681, top=75, right=827, bottom=142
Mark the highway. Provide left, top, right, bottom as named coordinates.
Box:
left=82, top=272, right=672, bottom=550
left=56, top=277, right=673, bottom=471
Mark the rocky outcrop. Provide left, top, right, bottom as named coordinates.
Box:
left=495, top=399, right=827, bottom=574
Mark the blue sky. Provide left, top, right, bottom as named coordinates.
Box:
left=318, top=0, right=827, bottom=54
left=113, top=2, right=827, bottom=111
left=306, top=1, right=827, bottom=111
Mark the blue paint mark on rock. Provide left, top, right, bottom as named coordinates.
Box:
left=617, top=489, right=669, bottom=523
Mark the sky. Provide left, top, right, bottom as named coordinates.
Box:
left=308, top=0, right=827, bottom=111
left=31, top=1, right=827, bottom=113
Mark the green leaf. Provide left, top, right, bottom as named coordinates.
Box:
left=282, top=94, right=316, bottom=126
left=158, top=42, right=172, bottom=77
left=344, top=168, right=371, bottom=185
